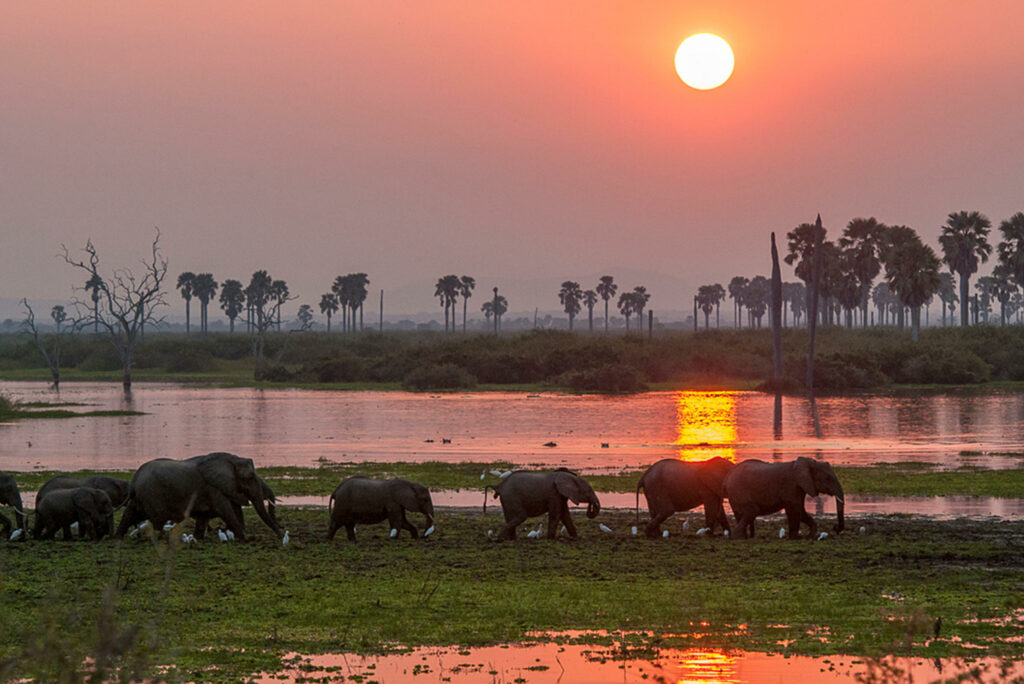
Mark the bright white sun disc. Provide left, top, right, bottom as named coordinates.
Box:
left=675, top=33, right=734, bottom=90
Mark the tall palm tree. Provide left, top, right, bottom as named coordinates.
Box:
left=991, top=264, right=1018, bottom=326
left=177, top=271, right=196, bottom=335
left=782, top=282, right=805, bottom=327
left=493, top=293, right=508, bottom=330
left=348, top=273, right=370, bottom=331
left=631, top=286, right=650, bottom=329
left=839, top=217, right=885, bottom=326
left=85, top=273, right=104, bottom=333
left=696, top=285, right=714, bottom=329
left=709, top=283, right=726, bottom=327
left=434, top=275, right=461, bottom=332
left=192, top=273, right=218, bottom=337
left=616, top=291, right=635, bottom=331
left=480, top=300, right=494, bottom=329
left=974, top=276, right=996, bottom=323
left=319, top=293, right=339, bottom=332
left=939, top=210, right=992, bottom=327
left=879, top=225, right=922, bottom=329
left=936, top=273, right=957, bottom=326
left=332, top=275, right=351, bottom=332
left=727, top=276, right=749, bottom=328
left=270, top=280, right=289, bottom=331
left=997, top=212, right=1024, bottom=293
left=595, top=276, right=617, bottom=332
left=745, top=276, right=770, bottom=327
left=219, top=279, right=245, bottom=333
left=582, top=289, right=598, bottom=331
left=459, top=275, right=475, bottom=331
left=884, top=232, right=941, bottom=341
left=558, top=281, right=583, bottom=330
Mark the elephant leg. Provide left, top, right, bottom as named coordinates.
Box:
left=645, top=510, right=672, bottom=538
left=325, top=518, right=338, bottom=541
left=799, top=509, right=817, bottom=538
left=0, top=512, right=11, bottom=535
left=497, top=513, right=526, bottom=541
left=345, top=524, right=356, bottom=541
left=733, top=512, right=755, bottom=539
left=785, top=506, right=804, bottom=538
left=556, top=500, right=577, bottom=539
left=211, top=499, right=247, bottom=541
left=115, top=502, right=145, bottom=539
left=193, top=517, right=209, bottom=540
left=400, top=512, right=418, bottom=539
left=61, top=524, right=75, bottom=541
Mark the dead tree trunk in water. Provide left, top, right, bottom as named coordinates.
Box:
left=806, top=215, right=823, bottom=392
left=770, top=232, right=783, bottom=382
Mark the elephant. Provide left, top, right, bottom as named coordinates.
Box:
left=635, top=457, right=734, bottom=538
left=33, top=487, right=114, bottom=540
left=326, top=477, right=435, bottom=541
left=0, top=472, right=27, bottom=539
left=115, top=452, right=283, bottom=541
left=36, top=475, right=130, bottom=509
left=724, top=457, right=845, bottom=539
left=484, top=468, right=600, bottom=541
left=191, top=475, right=278, bottom=540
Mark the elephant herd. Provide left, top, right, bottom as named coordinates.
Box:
left=0, top=453, right=845, bottom=545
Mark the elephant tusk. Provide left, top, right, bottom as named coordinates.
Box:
left=835, top=496, right=845, bottom=505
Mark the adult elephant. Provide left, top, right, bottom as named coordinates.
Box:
left=33, top=487, right=114, bottom=541
left=326, top=477, right=435, bottom=541
left=115, top=452, right=283, bottom=541
left=484, top=468, right=600, bottom=541
left=724, top=457, right=845, bottom=539
left=0, top=472, right=26, bottom=539
left=37, top=475, right=130, bottom=509
left=635, top=457, right=733, bottom=538
left=191, top=474, right=279, bottom=540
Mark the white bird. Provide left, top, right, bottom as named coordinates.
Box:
left=817, top=532, right=829, bottom=541
left=723, top=530, right=729, bottom=538
left=480, top=470, right=486, bottom=480
left=424, top=525, right=435, bottom=537
left=859, top=526, right=867, bottom=535
left=599, top=523, right=613, bottom=533
left=696, top=527, right=710, bottom=536
left=389, top=528, right=398, bottom=538
left=526, top=529, right=539, bottom=539
left=681, top=520, right=690, bottom=531
left=630, top=526, right=638, bottom=536
left=662, top=530, right=669, bottom=538
left=9, top=529, right=23, bottom=541
left=181, top=533, right=195, bottom=545
left=778, top=528, right=787, bottom=539
left=217, top=529, right=228, bottom=542
left=282, top=530, right=290, bottom=546
left=225, top=529, right=235, bottom=541
left=486, top=529, right=494, bottom=537
left=499, top=470, right=512, bottom=479
left=489, top=469, right=503, bottom=477
left=163, top=521, right=175, bottom=532
left=70, top=522, right=79, bottom=534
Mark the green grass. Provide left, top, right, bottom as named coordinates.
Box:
left=11, top=462, right=1024, bottom=499
left=1, top=510, right=1022, bottom=681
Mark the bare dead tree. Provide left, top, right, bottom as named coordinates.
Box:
left=21, top=299, right=79, bottom=390
left=60, top=229, right=168, bottom=393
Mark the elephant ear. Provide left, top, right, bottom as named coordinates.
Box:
left=697, top=458, right=733, bottom=497
left=196, top=454, right=245, bottom=501
left=553, top=472, right=586, bottom=504
left=795, top=458, right=819, bottom=497
left=393, top=481, right=421, bottom=511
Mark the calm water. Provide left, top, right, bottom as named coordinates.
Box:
left=2, top=381, right=1023, bottom=471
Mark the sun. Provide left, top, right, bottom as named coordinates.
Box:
left=674, top=33, right=734, bottom=90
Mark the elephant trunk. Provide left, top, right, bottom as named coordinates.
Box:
left=12, top=492, right=26, bottom=533
left=833, top=483, right=845, bottom=534
left=251, top=493, right=283, bottom=537
left=586, top=499, right=600, bottom=519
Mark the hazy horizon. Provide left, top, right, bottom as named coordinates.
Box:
left=4, top=2, right=1024, bottom=319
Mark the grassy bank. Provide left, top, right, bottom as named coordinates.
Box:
left=1, top=510, right=1022, bottom=682
left=5, top=325, right=1024, bottom=392
left=9, top=461, right=1024, bottom=498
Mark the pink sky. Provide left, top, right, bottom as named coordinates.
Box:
left=3, top=1, right=1024, bottom=319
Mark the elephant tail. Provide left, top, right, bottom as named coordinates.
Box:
left=635, top=474, right=646, bottom=525
left=328, top=492, right=336, bottom=519
left=482, top=484, right=498, bottom=514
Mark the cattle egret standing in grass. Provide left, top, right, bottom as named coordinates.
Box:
left=225, top=529, right=235, bottom=541
left=282, top=530, right=290, bottom=545
left=9, top=529, right=23, bottom=541
left=480, top=470, right=486, bottom=480
left=500, top=470, right=512, bottom=479
left=218, top=529, right=228, bottom=542
left=389, top=528, right=398, bottom=538
left=662, top=530, right=669, bottom=538
left=70, top=522, right=79, bottom=534
left=859, top=526, right=867, bottom=534
left=779, top=527, right=787, bottom=539
left=599, top=523, right=613, bottom=533
left=424, top=525, right=435, bottom=537
left=817, top=532, right=829, bottom=541
left=682, top=520, right=690, bottom=531
left=631, top=526, right=637, bottom=536
left=163, top=521, right=175, bottom=532
left=696, top=527, right=710, bottom=536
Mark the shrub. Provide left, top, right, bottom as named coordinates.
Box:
left=304, top=354, right=367, bottom=383
left=401, top=364, right=477, bottom=390
left=898, top=349, right=990, bottom=384
left=166, top=347, right=216, bottom=373
left=561, top=364, right=648, bottom=394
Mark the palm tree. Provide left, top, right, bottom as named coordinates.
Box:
left=348, top=273, right=370, bottom=331
left=558, top=281, right=583, bottom=330
left=997, top=212, right=1024, bottom=293
left=595, top=276, right=617, bottom=332
left=631, top=286, right=650, bottom=329
left=319, top=293, right=339, bottom=332
left=785, top=221, right=831, bottom=327
left=85, top=274, right=104, bottom=334
left=177, top=271, right=196, bottom=335
left=884, top=232, right=941, bottom=341
left=481, top=300, right=494, bottom=329
left=617, top=291, right=636, bottom=331
left=974, top=276, right=996, bottom=323
left=270, top=280, right=289, bottom=331
left=879, top=225, right=922, bottom=329
left=782, top=282, right=805, bottom=327
left=936, top=273, right=957, bottom=326
left=332, top=275, right=351, bottom=332
left=459, top=276, right=475, bottom=331
left=872, top=282, right=897, bottom=325
left=434, top=275, right=461, bottom=332
left=839, top=217, right=885, bottom=326
left=991, top=264, right=1018, bottom=326
left=939, top=210, right=992, bottom=327
left=296, top=304, right=314, bottom=331
left=192, top=273, right=218, bottom=337
left=727, top=276, right=748, bottom=328
left=493, top=292, right=508, bottom=330
left=582, top=290, right=598, bottom=331
left=745, top=276, right=770, bottom=327
left=219, top=279, right=245, bottom=333
left=696, top=285, right=717, bottom=329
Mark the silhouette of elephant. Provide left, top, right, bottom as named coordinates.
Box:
left=34, top=487, right=114, bottom=540
left=635, top=457, right=734, bottom=537
left=326, top=477, right=435, bottom=541
left=485, top=468, right=600, bottom=541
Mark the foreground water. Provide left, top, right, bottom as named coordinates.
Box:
left=2, top=382, right=1024, bottom=471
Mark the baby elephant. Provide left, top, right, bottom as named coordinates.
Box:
left=485, top=468, right=600, bottom=541
left=33, top=487, right=115, bottom=541
left=36, top=475, right=131, bottom=509
left=327, top=477, right=435, bottom=541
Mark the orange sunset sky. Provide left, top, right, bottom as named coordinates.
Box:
left=3, top=1, right=1024, bottom=318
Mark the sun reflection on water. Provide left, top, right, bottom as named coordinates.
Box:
left=671, top=648, right=739, bottom=684
left=674, top=392, right=738, bottom=462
